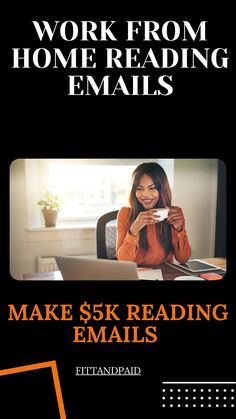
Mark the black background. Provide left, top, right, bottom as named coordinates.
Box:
left=2, top=1, right=235, bottom=417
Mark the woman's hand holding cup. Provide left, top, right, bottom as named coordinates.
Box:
left=130, top=209, right=161, bottom=236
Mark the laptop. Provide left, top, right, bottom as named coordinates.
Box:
left=55, top=256, right=140, bottom=280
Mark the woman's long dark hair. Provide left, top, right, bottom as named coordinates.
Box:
left=128, top=162, right=173, bottom=255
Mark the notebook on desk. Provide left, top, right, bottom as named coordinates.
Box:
left=137, top=268, right=163, bottom=280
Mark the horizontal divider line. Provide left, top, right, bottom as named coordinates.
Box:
left=76, top=374, right=142, bottom=377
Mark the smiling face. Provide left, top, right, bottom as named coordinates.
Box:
left=135, top=174, right=160, bottom=209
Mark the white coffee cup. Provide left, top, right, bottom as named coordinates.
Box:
left=154, top=208, right=169, bottom=221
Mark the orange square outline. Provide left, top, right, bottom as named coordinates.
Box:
left=0, top=360, right=66, bottom=419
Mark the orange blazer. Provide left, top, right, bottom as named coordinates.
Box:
left=116, top=206, right=191, bottom=266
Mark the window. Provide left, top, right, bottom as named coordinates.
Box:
left=47, top=161, right=136, bottom=220
left=24, top=159, right=174, bottom=225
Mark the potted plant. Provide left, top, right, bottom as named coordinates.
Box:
left=37, top=193, right=63, bottom=227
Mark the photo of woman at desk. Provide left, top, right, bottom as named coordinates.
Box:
left=116, top=162, right=191, bottom=266
left=10, top=158, right=226, bottom=280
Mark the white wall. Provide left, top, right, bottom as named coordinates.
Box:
left=10, top=159, right=219, bottom=279
left=10, top=160, right=96, bottom=279
left=173, top=159, right=218, bottom=258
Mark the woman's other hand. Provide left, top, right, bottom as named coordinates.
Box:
left=167, top=206, right=185, bottom=231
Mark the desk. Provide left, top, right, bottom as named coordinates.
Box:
left=23, top=258, right=226, bottom=281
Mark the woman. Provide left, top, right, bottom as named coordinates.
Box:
left=116, top=162, right=191, bottom=265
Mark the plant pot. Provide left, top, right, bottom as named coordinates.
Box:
left=42, top=208, right=59, bottom=227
